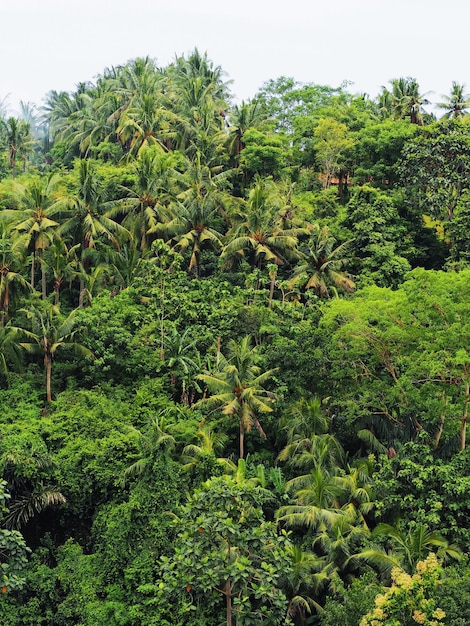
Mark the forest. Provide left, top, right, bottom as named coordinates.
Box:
left=0, top=49, right=470, bottom=625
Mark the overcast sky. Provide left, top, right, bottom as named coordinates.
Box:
left=1, top=0, right=469, bottom=115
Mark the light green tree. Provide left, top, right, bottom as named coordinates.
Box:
left=313, top=117, right=354, bottom=188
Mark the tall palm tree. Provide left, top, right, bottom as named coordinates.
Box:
left=41, top=238, right=80, bottom=305
left=19, top=303, right=93, bottom=403
left=379, top=78, right=430, bottom=125
left=437, top=82, right=470, bottom=119
left=58, top=159, right=129, bottom=306
left=4, top=173, right=62, bottom=297
left=0, top=223, right=31, bottom=325
left=122, top=416, right=176, bottom=484
left=0, top=117, right=35, bottom=177
left=163, top=325, right=199, bottom=390
left=226, top=98, right=266, bottom=157
left=282, top=544, right=327, bottom=626
left=0, top=323, right=24, bottom=382
left=289, top=226, right=355, bottom=298
left=196, top=336, right=277, bottom=459
left=155, top=152, right=231, bottom=276
left=180, top=423, right=230, bottom=472
left=106, top=149, right=176, bottom=251
left=277, top=466, right=347, bottom=531
left=221, top=177, right=303, bottom=273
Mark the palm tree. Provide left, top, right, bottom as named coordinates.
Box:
left=1, top=450, right=66, bottom=530
left=0, top=223, right=31, bottom=325
left=163, top=325, right=199, bottom=391
left=41, top=238, right=80, bottom=305
left=58, top=159, right=129, bottom=306
left=277, top=466, right=347, bottom=531
left=386, top=77, right=430, bottom=125
left=6, top=173, right=62, bottom=297
left=0, top=323, right=24, bottom=382
left=354, top=522, right=462, bottom=580
left=279, top=396, right=331, bottom=449
left=221, top=177, right=304, bottom=274
left=106, top=149, right=176, bottom=251
left=168, top=48, right=231, bottom=157
left=180, top=423, right=230, bottom=472
left=122, top=416, right=176, bottom=484
left=154, top=152, right=230, bottom=276
left=226, top=98, right=266, bottom=158
left=19, top=303, right=93, bottom=403
left=289, top=226, right=355, bottom=298
left=116, top=87, right=176, bottom=160
left=282, top=544, right=327, bottom=626
left=196, top=336, right=277, bottom=459
left=437, top=82, right=470, bottom=119
left=0, top=117, right=35, bottom=177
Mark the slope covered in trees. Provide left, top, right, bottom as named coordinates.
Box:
left=0, top=51, right=470, bottom=625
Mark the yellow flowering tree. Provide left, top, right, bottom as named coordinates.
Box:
left=360, top=553, right=446, bottom=626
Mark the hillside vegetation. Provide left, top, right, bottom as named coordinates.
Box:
left=0, top=51, right=470, bottom=625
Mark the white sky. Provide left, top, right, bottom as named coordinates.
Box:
left=1, top=0, right=469, bottom=115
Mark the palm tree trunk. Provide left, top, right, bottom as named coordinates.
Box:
left=239, top=421, right=245, bottom=460
left=460, top=379, right=469, bottom=451
left=79, top=277, right=85, bottom=308
left=41, top=252, right=47, bottom=300
left=31, top=253, right=35, bottom=290
left=45, top=353, right=52, bottom=403
left=268, top=272, right=276, bottom=307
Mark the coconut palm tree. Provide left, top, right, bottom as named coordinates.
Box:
left=1, top=450, right=66, bottom=530
left=106, top=149, right=176, bottom=251
left=5, top=173, right=62, bottom=297
left=353, top=522, right=462, bottom=580
left=19, top=303, right=93, bottom=403
left=0, top=117, right=35, bottom=177
left=122, top=416, right=176, bottom=484
left=289, top=226, right=355, bottom=298
left=196, top=335, right=277, bottom=459
left=163, top=325, right=199, bottom=391
left=154, top=152, right=231, bottom=276
left=57, top=159, right=129, bottom=306
left=0, top=323, right=24, bottom=382
left=389, top=77, right=430, bottom=125
left=168, top=48, right=231, bottom=157
left=437, top=82, right=470, bottom=119
left=41, top=238, right=80, bottom=305
left=277, top=465, right=347, bottom=531
left=282, top=544, right=327, bottom=626
left=226, top=98, right=266, bottom=158
left=221, top=176, right=304, bottom=273
left=0, top=223, right=31, bottom=325
left=180, top=423, right=230, bottom=472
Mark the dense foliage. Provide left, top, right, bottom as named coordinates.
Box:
left=0, top=51, right=469, bottom=625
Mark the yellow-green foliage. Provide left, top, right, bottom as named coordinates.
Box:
left=360, top=553, right=445, bottom=626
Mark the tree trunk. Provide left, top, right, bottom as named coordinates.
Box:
left=239, top=421, right=245, bottom=460
left=225, top=579, right=232, bottom=626
left=41, top=252, right=47, bottom=300
left=78, top=277, right=85, bottom=308
left=45, top=353, right=52, bottom=404
left=460, top=380, right=469, bottom=451
left=31, top=254, right=35, bottom=290
left=434, top=397, right=447, bottom=450
left=268, top=272, right=276, bottom=307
